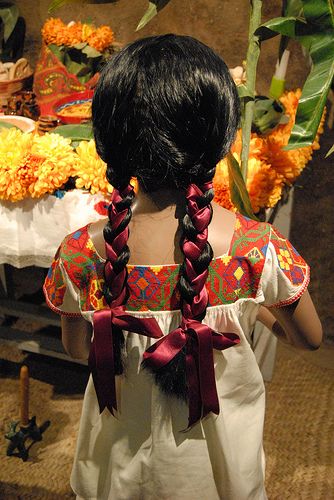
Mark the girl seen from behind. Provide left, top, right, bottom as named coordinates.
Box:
left=44, top=34, right=322, bottom=500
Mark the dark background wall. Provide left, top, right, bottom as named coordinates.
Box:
left=17, top=0, right=308, bottom=96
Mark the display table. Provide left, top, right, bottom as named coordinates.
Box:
left=0, top=190, right=108, bottom=363
left=0, top=190, right=108, bottom=268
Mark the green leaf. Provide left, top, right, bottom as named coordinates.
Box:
left=252, top=97, right=285, bottom=134
left=73, top=43, right=87, bottom=50
left=325, top=144, right=334, bottom=157
left=256, top=0, right=334, bottom=149
left=136, top=0, right=172, bottom=31
left=64, top=51, right=86, bottom=75
left=255, top=16, right=308, bottom=41
left=227, top=153, right=258, bottom=220
left=0, top=3, right=19, bottom=42
left=283, top=0, right=304, bottom=17
left=81, top=44, right=102, bottom=58
left=53, top=124, right=93, bottom=144
left=279, top=0, right=304, bottom=58
left=284, top=45, right=333, bottom=150
left=48, top=43, right=66, bottom=64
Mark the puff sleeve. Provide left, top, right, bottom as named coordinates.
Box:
left=259, top=225, right=310, bottom=308
left=43, top=245, right=81, bottom=316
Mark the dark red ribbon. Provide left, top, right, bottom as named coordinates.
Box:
left=89, top=306, right=163, bottom=415
left=143, top=319, right=240, bottom=428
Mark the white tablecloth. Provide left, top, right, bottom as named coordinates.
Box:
left=0, top=190, right=109, bottom=268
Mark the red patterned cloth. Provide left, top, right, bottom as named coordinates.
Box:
left=33, top=44, right=99, bottom=115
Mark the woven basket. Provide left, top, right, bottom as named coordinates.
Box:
left=0, top=72, right=33, bottom=105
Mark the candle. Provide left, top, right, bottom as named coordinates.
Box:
left=20, top=365, right=29, bottom=426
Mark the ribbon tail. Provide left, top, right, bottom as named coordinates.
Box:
left=212, top=331, right=240, bottom=350
left=197, top=328, right=220, bottom=419
left=92, top=310, right=118, bottom=415
left=185, top=336, right=202, bottom=429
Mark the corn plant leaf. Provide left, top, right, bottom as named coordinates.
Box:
left=325, top=143, right=334, bottom=157
left=237, top=84, right=253, bottom=100
left=279, top=0, right=304, bottom=57
left=255, top=0, right=334, bottom=149
left=227, top=153, right=258, bottom=220
left=136, top=0, right=172, bottom=31
left=0, top=3, right=19, bottom=42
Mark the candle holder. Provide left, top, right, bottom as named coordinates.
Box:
left=5, top=416, right=51, bottom=461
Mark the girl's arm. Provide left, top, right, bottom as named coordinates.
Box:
left=257, top=289, right=323, bottom=350
left=61, top=316, right=93, bottom=360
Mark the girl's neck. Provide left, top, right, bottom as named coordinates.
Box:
left=132, top=185, right=186, bottom=219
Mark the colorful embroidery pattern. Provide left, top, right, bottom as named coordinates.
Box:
left=44, top=215, right=308, bottom=313
left=270, top=226, right=308, bottom=286
left=206, top=215, right=270, bottom=305
left=44, top=248, right=66, bottom=309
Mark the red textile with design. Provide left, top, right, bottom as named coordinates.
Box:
left=33, top=44, right=99, bottom=115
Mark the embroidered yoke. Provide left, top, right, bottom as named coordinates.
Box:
left=44, top=214, right=309, bottom=500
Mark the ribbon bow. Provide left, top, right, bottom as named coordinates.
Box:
left=89, top=306, right=163, bottom=415
left=143, top=319, right=240, bottom=428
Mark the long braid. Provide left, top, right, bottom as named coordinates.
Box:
left=144, top=175, right=215, bottom=401
left=102, top=183, right=135, bottom=374
left=179, top=179, right=214, bottom=322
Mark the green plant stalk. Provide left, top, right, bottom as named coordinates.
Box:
left=240, top=0, right=262, bottom=180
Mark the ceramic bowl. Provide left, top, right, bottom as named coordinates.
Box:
left=53, top=90, right=94, bottom=124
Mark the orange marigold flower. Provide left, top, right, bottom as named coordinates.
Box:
left=246, top=158, right=283, bottom=212
left=42, top=18, right=113, bottom=50
left=41, top=18, right=65, bottom=45
left=213, top=159, right=235, bottom=211
left=87, top=26, right=114, bottom=52
left=265, top=88, right=325, bottom=185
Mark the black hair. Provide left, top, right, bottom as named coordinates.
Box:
left=93, top=33, right=239, bottom=191
left=92, top=34, right=240, bottom=399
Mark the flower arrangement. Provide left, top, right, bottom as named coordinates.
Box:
left=0, top=89, right=324, bottom=206
left=214, top=89, right=325, bottom=213
left=42, top=18, right=114, bottom=53
left=0, top=129, right=110, bottom=202
left=40, top=18, right=115, bottom=84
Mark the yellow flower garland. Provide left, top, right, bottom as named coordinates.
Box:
left=0, top=90, right=325, bottom=208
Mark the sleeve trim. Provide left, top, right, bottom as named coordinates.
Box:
left=268, top=265, right=310, bottom=309
left=43, top=284, right=82, bottom=317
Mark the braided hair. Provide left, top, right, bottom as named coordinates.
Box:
left=92, top=34, right=240, bottom=399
